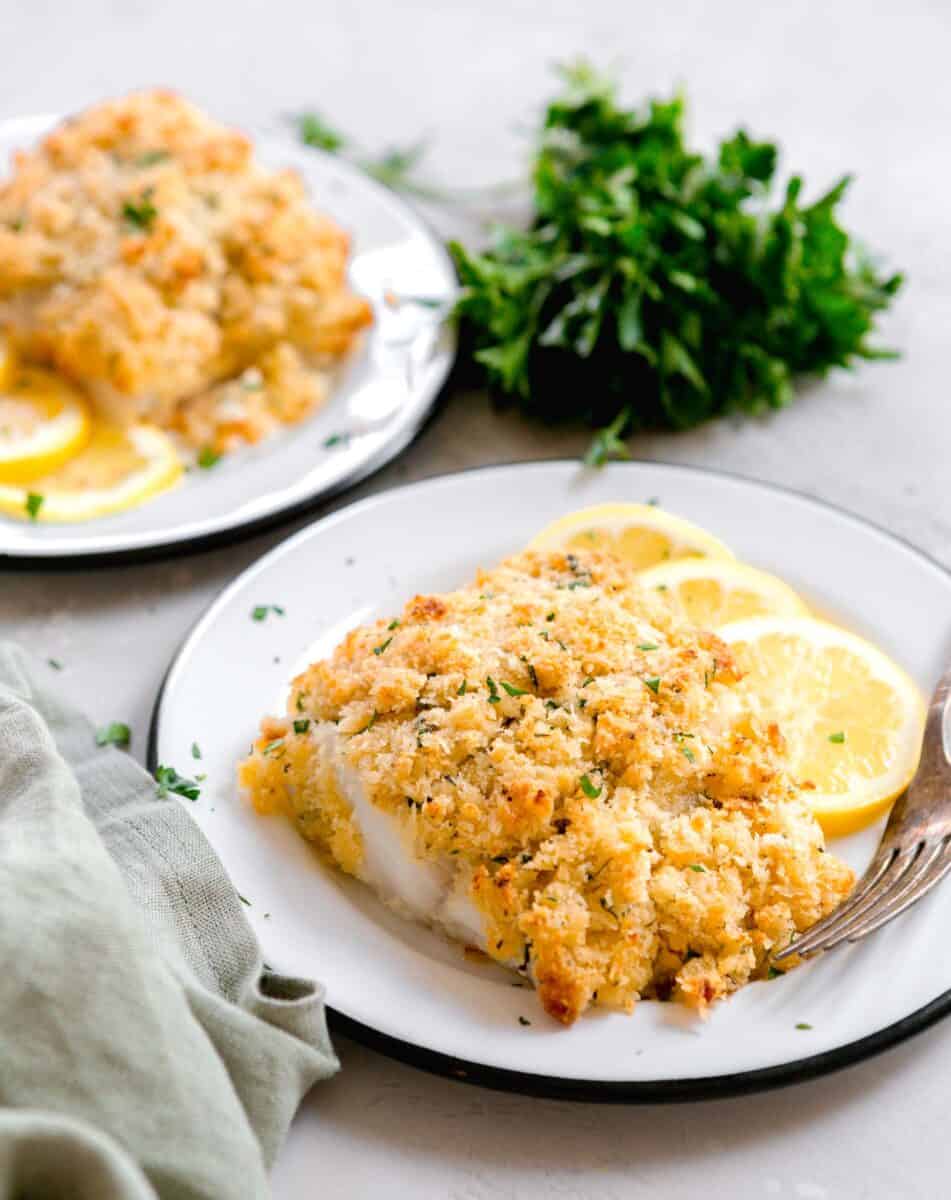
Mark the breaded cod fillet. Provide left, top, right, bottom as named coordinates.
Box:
left=0, top=90, right=372, bottom=449
left=240, top=550, right=853, bottom=1024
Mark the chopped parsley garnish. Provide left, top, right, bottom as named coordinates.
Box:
left=155, top=765, right=201, bottom=801
left=323, top=432, right=351, bottom=449
left=546, top=611, right=555, bottom=621
left=121, top=189, right=158, bottom=231
left=457, top=680, right=468, bottom=696
left=688, top=863, right=706, bottom=873
left=137, top=149, right=171, bottom=166
left=518, top=1015, right=531, bottom=1026
left=191, top=742, right=202, bottom=759
left=579, top=773, right=601, bottom=799
left=296, top=112, right=347, bottom=152
left=197, top=446, right=221, bottom=469
left=251, top=604, right=285, bottom=622
left=387, top=619, right=400, bottom=630
left=262, top=738, right=285, bottom=756
left=637, top=643, right=659, bottom=652
left=680, top=745, right=696, bottom=763
left=581, top=677, right=594, bottom=688
left=373, top=637, right=393, bottom=656
left=486, top=676, right=502, bottom=704
left=828, top=731, right=846, bottom=744
left=520, top=656, right=539, bottom=688
left=795, top=1022, right=813, bottom=1030
left=25, top=492, right=43, bottom=520
left=500, top=680, right=528, bottom=697
left=95, top=721, right=131, bottom=748
left=47, top=658, right=62, bottom=670
left=237, top=892, right=252, bottom=906
left=767, top=966, right=783, bottom=980
left=644, top=676, right=661, bottom=695
left=293, top=719, right=311, bottom=734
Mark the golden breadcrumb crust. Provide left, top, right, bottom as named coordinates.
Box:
left=240, top=550, right=853, bottom=1024
left=0, top=90, right=372, bottom=449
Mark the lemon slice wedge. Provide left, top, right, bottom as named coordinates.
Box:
left=0, top=366, right=92, bottom=484
left=638, top=558, right=809, bottom=627
left=0, top=424, right=182, bottom=522
left=719, top=616, right=926, bottom=836
left=528, top=502, right=734, bottom=570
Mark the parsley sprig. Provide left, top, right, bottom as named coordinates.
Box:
left=451, top=62, right=902, bottom=456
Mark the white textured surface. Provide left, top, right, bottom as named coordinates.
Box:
left=1, top=1, right=949, bottom=1196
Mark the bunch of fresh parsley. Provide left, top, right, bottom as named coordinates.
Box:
left=449, top=63, right=902, bottom=460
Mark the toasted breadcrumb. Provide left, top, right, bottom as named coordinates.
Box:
left=0, top=90, right=372, bottom=449
left=239, top=550, right=853, bottom=1024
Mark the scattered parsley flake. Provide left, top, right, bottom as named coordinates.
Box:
left=155, top=764, right=201, bottom=801
left=197, top=446, right=221, bottom=469
left=644, top=676, right=661, bottom=695
left=387, top=619, right=400, bottom=631
left=373, top=637, right=393, bottom=656
left=518, top=1015, right=531, bottom=1026
left=25, top=492, right=43, bottom=520
left=795, top=1022, right=813, bottom=1030
left=828, top=731, right=846, bottom=744
left=580, top=773, right=601, bottom=799
left=546, top=612, right=555, bottom=621
left=637, top=643, right=659, bottom=652
left=191, top=742, right=202, bottom=760
left=323, top=432, right=351, bottom=449
left=486, top=676, right=501, bottom=704
left=47, top=658, right=62, bottom=671
left=95, top=721, right=131, bottom=749
left=500, top=680, right=528, bottom=697
left=293, top=718, right=311, bottom=734
left=457, top=680, right=468, bottom=696
left=768, top=966, right=782, bottom=980
left=122, top=189, right=158, bottom=231
left=262, top=738, right=285, bottom=757
left=680, top=745, right=696, bottom=762
left=137, top=149, right=171, bottom=166
left=251, top=604, right=284, bottom=622
left=296, top=112, right=347, bottom=152
left=237, top=892, right=252, bottom=907
left=688, top=863, right=706, bottom=873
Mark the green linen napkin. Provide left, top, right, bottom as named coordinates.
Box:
left=0, top=642, right=338, bottom=1200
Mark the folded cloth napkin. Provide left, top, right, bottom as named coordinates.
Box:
left=0, top=643, right=338, bottom=1200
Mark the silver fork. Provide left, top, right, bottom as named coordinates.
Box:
left=773, top=659, right=951, bottom=965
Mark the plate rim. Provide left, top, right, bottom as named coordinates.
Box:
left=148, top=457, right=951, bottom=1102
left=0, top=114, right=458, bottom=568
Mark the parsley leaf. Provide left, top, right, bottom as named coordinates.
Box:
left=25, top=492, right=43, bottom=520
left=828, top=731, right=846, bottom=744
left=197, top=446, right=221, bottom=469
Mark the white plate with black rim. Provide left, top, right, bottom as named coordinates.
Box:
left=0, top=114, right=456, bottom=565
left=149, top=460, right=951, bottom=1100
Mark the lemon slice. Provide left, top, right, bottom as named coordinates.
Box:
left=719, top=616, right=926, bottom=836
left=0, top=424, right=182, bottom=522
left=0, top=366, right=92, bottom=484
left=528, top=502, right=734, bottom=570
left=638, top=558, right=809, bottom=627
